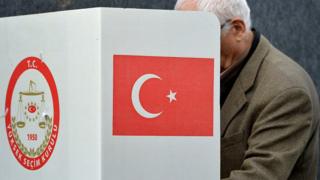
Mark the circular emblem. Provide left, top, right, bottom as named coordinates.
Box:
left=5, top=57, right=59, bottom=170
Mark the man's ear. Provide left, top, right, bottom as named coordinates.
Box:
left=230, top=18, right=247, bottom=41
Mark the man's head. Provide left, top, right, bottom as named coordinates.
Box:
left=175, top=0, right=254, bottom=72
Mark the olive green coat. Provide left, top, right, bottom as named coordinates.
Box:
left=221, top=36, right=320, bottom=180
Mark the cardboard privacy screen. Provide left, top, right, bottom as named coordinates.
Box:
left=0, top=8, right=220, bottom=180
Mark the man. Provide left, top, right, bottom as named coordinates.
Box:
left=175, top=0, right=320, bottom=179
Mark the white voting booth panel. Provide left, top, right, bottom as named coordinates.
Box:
left=0, top=8, right=220, bottom=180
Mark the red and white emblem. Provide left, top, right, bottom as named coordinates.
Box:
left=113, top=55, right=214, bottom=136
left=5, top=57, right=60, bottom=170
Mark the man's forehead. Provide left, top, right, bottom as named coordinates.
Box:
left=176, top=0, right=198, bottom=11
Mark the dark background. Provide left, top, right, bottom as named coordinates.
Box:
left=0, top=0, right=319, bottom=178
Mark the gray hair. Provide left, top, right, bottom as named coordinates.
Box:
left=175, top=0, right=252, bottom=30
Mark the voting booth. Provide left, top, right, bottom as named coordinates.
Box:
left=0, top=8, right=220, bottom=180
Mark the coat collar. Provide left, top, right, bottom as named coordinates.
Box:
left=221, top=36, right=271, bottom=136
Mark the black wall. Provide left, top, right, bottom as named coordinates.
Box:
left=0, top=0, right=320, bottom=178
left=248, top=0, right=320, bottom=94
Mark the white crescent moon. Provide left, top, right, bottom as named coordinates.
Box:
left=131, top=74, right=162, bottom=119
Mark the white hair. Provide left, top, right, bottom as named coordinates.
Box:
left=175, top=0, right=252, bottom=30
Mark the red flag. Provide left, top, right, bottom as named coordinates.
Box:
left=113, top=55, right=214, bottom=136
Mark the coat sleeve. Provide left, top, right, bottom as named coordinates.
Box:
left=222, top=88, right=314, bottom=180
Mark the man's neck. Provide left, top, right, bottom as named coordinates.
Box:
left=238, top=30, right=254, bottom=62
left=221, top=30, right=254, bottom=73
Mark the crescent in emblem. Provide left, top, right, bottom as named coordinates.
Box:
left=131, top=74, right=162, bottom=119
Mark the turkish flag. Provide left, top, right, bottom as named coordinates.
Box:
left=113, top=55, right=214, bottom=136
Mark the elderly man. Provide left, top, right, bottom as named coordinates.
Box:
left=175, top=0, right=320, bottom=179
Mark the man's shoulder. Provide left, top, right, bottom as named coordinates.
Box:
left=255, top=40, right=315, bottom=97
left=243, top=36, right=319, bottom=118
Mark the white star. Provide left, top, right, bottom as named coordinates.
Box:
left=166, top=90, right=177, bottom=103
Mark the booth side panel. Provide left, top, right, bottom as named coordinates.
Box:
left=0, top=8, right=102, bottom=180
